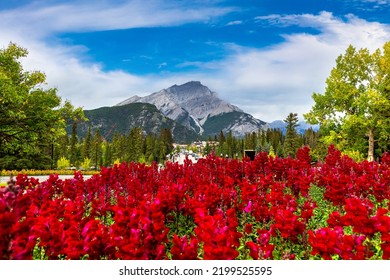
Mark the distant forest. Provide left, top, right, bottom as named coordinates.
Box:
left=47, top=112, right=321, bottom=171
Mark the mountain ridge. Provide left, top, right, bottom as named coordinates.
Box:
left=77, top=103, right=199, bottom=143
left=75, top=81, right=318, bottom=143
left=116, top=81, right=266, bottom=137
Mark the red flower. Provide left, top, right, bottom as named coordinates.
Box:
left=170, top=234, right=199, bottom=260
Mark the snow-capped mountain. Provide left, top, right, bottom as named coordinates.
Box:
left=117, top=81, right=266, bottom=137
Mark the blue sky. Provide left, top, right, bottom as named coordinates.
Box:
left=1, top=0, right=389, bottom=122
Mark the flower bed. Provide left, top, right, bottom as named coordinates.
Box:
left=1, top=146, right=390, bottom=260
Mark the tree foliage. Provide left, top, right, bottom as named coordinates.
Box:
left=284, top=113, right=300, bottom=157
left=304, top=42, right=390, bottom=161
left=0, top=43, right=84, bottom=169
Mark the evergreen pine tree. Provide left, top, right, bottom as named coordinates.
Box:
left=69, top=122, right=78, bottom=166
left=92, top=129, right=103, bottom=169
left=284, top=113, right=300, bottom=157
left=82, top=126, right=92, bottom=160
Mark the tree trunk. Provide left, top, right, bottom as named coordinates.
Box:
left=367, top=128, right=374, bottom=162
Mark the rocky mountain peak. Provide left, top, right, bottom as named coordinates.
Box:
left=170, top=81, right=208, bottom=91
left=116, top=81, right=265, bottom=137
left=165, top=81, right=214, bottom=102
left=172, top=80, right=202, bottom=88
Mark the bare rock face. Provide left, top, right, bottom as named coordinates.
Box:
left=116, top=81, right=266, bottom=137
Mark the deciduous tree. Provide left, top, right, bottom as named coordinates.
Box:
left=304, top=42, right=390, bottom=161
left=0, top=43, right=84, bottom=169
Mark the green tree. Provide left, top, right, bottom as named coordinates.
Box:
left=302, top=127, right=318, bottom=149
left=226, top=131, right=233, bottom=157
left=159, top=128, right=173, bottom=161
left=144, top=133, right=156, bottom=163
left=103, top=141, right=112, bottom=166
left=57, top=156, right=70, bottom=170
left=111, top=132, right=121, bottom=162
left=283, top=113, right=300, bottom=157
left=82, top=126, right=92, bottom=160
left=69, top=123, right=78, bottom=166
left=80, top=157, right=91, bottom=170
left=57, top=134, right=69, bottom=160
left=0, top=43, right=84, bottom=169
left=305, top=42, right=390, bottom=161
left=92, top=129, right=103, bottom=169
left=244, top=131, right=256, bottom=150
left=127, top=127, right=144, bottom=162
left=218, top=130, right=226, bottom=144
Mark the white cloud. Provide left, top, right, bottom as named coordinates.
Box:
left=337, top=0, right=390, bottom=11
left=0, top=0, right=233, bottom=38
left=1, top=6, right=390, bottom=123
left=208, top=12, right=390, bottom=121
left=0, top=0, right=233, bottom=109
left=255, top=11, right=389, bottom=50
left=158, top=62, right=168, bottom=69
left=130, top=11, right=387, bottom=123
left=359, top=0, right=390, bottom=5
left=227, top=20, right=243, bottom=26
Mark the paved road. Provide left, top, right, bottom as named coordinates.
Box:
left=0, top=174, right=93, bottom=184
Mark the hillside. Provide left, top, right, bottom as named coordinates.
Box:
left=76, top=103, right=199, bottom=143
